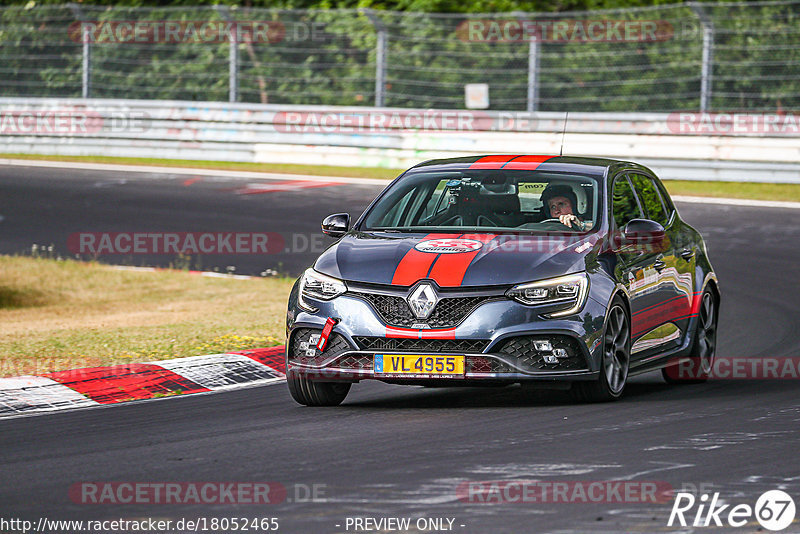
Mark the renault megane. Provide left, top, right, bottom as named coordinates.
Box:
left=285, top=155, right=719, bottom=405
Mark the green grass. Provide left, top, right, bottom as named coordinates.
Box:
left=0, top=255, right=293, bottom=377
left=660, top=180, right=800, bottom=202
left=3, top=152, right=800, bottom=202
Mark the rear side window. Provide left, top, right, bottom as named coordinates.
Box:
left=629, top=173, right=669, bottom=226
left=611, top=176, right=642, bottom=229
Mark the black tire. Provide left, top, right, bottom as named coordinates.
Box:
left=662, top=289, right=718, bottom=384
left=287, top=372, right=351, bottom=406
left=571, top=297, right=631, bottom=402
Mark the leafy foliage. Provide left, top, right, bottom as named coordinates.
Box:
left=1, top=2, right=798, bottom=111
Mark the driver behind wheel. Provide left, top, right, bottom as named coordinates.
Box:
left=540, top=184, right=586, bottom=230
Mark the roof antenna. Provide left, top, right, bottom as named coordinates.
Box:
left=559, top=111, right=569, bottom=157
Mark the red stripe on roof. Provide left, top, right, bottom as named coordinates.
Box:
left=502, top=155, right=554, bottom=170
left=467, top=155, right=519, bottom=169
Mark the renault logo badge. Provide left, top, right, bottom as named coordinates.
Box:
left=407, top=283, right=438, bottom=320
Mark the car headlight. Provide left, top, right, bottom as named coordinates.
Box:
left=298, top=268, right=347, bottom=311
left=505, top=272, right=589, bottom=317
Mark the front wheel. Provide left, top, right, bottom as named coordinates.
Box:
left=571, top=298, right=630, bottom=402
left=287, top=372, right=351, bottom=406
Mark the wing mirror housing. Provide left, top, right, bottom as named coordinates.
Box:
left=622, top=219, right=666, bottom=252
left=321, top=213, right=350, bottom=238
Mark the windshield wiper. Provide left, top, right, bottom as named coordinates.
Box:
left=370, top=227, right=425, bottom=233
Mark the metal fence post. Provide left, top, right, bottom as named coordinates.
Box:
left=514, top=12, right=540, bottom=112
left=216, top=6, right=238, bottom=103
left=68, top=4, right=90, bottom=98
left=229, top=29, right=239, bottom=103
left=364, top=10, right=387, bottom=108
left=690, top=3, right=714, bottom=112
left=527, top=39, right=540, bottom=112
left=82, top=25, right=92, bottom=98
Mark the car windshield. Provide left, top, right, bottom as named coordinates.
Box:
left=362, top=170, right=601, bottom=233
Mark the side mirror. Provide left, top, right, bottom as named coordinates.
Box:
left=321, top=213, right=350, bottom=238
left=622, top=219, right=666, bottom=252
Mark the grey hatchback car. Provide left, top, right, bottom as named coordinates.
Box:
left=285, top=155, right=720, bottom=405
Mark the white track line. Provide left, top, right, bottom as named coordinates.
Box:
left=2, top=158, right=798, bottom=209
left=108, top=265, right=259, bottom=280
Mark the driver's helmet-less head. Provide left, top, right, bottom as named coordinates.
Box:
left=540, top=184, right=578, bottom=217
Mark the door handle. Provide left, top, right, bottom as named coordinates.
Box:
left=653, top=259, right=666, bottom=272
left=681, top=248, right=695, bottom=260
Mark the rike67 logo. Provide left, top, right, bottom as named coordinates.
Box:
left=669, top=490, right=796, bottom=531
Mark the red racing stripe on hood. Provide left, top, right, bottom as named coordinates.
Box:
left=427, top=233, right=498, bottom=287
left=391, top=233, right=462, bottom=286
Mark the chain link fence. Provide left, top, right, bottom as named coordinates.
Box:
left=1, top=2, right=799, bottom=112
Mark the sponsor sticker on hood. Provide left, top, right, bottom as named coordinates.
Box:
left=414, top=238, right=485, bottom=254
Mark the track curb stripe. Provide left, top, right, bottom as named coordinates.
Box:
left=0, top=346, right=287, bottom=419
left=44, top=364, right=212, bottom=404
left=0, top=376, right=99, bottom=415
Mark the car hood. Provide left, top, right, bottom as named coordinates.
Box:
left=313, top=232, right=597, bottom=287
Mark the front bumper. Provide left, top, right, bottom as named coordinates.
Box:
left=286, top=282, right=608, bottom=383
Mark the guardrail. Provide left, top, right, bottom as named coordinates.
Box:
left=1, top=97, right=799, bottom=183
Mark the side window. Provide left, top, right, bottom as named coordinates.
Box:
left=629, top=173, right=669, bottom=226
left=377, top=188, right=415, bottom=227
left=419, top=180, right=448, bottom=220
left=653, top=177, right=676, bottom=215
left=612, top=176, right=642, bottom=229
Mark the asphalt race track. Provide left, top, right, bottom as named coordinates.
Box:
left=2, top=164, right=800, bottom=533
left=0, top=164, right=386, bottom=276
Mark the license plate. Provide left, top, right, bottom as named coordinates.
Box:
left=374, top=354, right=464, bottom=377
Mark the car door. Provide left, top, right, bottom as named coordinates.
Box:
left=651, top=175, right=699, bottom=346
left=609, top=173, right=664, bottom=359
left=626, top=173, right=688, bottom=356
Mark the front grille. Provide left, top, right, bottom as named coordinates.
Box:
left=354, top=337, right=490, bottom=353
left=466, top=356, right=515, bottom=374
left=289, top=328, right=352, bottom=366
left=350, top=292, right=499, bottom=329
left=495, top=335, right=587, bottom=371
left=335, top=354, right=373, bottom=370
